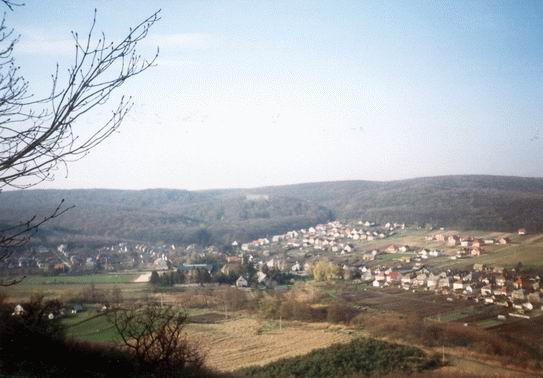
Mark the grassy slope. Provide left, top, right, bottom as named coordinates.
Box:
left=64, top=313, right=120, bottom=343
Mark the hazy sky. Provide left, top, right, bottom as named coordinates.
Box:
left=8, top=0, right=543, bottom=190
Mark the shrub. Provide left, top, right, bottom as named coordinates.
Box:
left=326, top=300, right=358, bottom=324
left=238, top=337, right=440, bottom=377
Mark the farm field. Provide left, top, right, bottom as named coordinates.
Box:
left=2, top=273, right=151, bottom=303
left=186, top=316, right=355, bottom=372
left=22, top=273, right=139, bottom=285
left=60, top=309, right=358, bottom=372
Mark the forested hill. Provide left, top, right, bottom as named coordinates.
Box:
left=1, top=175, right=543, bottom=246
left=0, top=189, right=333, bottom=247
left=247, top=175, right=543, bottom=232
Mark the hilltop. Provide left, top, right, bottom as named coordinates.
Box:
left=1, top=175, right=543, bottom=246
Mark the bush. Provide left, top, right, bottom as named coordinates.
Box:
left=110, top=304, right=204, bottom=375
left=326, top=300, right=358, bottom=324
left=238, top=337, right=440, bottom=377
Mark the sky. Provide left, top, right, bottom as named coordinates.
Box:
left=6, top=0, right=543, bottom=190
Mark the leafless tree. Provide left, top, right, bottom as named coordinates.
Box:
left=0, top=2, right=160, bottom=281
left=110, top=304, right=204, bottom=375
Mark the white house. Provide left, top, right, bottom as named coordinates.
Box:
left=12, top=304, right=25, bottom=316
left=427, top=277, right=438, bottom=290
left=481, top=285, right=492, bottom=296
left=236, top=276, right=248, bottom=288
left=453, top=281, right=464, bottom=291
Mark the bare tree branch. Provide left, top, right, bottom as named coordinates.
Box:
left=109, top=304, right=204, bottom=374
left=0, top=5, right=160, bottom=266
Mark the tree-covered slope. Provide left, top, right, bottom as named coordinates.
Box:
left=248, top=175, right=543, bottom=231
left=0, top=189, right=332, bottom=246
left=2, top=175, right=543, bottom=246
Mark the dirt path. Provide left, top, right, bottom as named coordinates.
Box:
left=133, top=272, right=151, bottom=283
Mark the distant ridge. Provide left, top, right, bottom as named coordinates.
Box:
left=1, top=175, right=543, bottom=246
left=247, top=175, right=543, bottom=231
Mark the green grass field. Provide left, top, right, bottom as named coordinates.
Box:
left=428, top=306, right=480, bottom=322
left=475, top=319, right=502, bottom=329
left=21, top=273, right=139, bottom=285
left=64, top=313, right=120, bottom=343
left=375, top=252, right=415, bottom=262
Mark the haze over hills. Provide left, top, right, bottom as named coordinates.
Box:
left=1, top=175, right=543, bottom=247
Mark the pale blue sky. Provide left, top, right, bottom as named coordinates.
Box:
left=7, top=0, right=543, bottom=190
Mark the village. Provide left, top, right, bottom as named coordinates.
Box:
left=3, top=217, right=543, bottom=323
left=3, top=218, right=543, bottom=377
left=222, top=221, right=542, bottom=321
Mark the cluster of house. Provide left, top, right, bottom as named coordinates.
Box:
left=359, top=244, right=442, bottom=263
left=3, top=218, right=409, bottom=278
left=11, top=303, right=106, bottom=320
left=6, top=245, right=70, bottom=273
left=1, top=241, right=182, bottom=274
left=239, top=220, right=404, bottom=254
left=424, top=233, right=514, bottom=260
left=361, top=263, right=542, bottom=317
left=427, top=233, right=510, bottom=247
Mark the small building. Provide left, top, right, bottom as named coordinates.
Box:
left=427, top=277, right=438, bottom=290
left=453, top=280, right=464, bottom=291
left=12, top=304, right=25, bottom=316
left=361, top=271, right=373, bottom=282
left=386, top=271, right=402, bottom=283
left=236, top=276, right=248, bottom=288
left=511, top=289, right=525, bottom=301
left=448, top=235, right=460, bottom=246
left=386, top=245, right=399, bottom=253
left=496, top=275, right=506, bottom=287
left=438, top=277, right=451, bottom=288
left=71, top=304, right=84, bottom=314
left=473, top=263, right=484, bottom=272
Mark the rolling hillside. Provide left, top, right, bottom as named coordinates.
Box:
left=248, top=175, right=543, bottom=232
left=1, top=175, right=543, bottom=246
left=0, top=189, right=333, bottom=246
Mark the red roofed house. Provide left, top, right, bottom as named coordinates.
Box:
left=386, top=271, right=402, bottom=283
